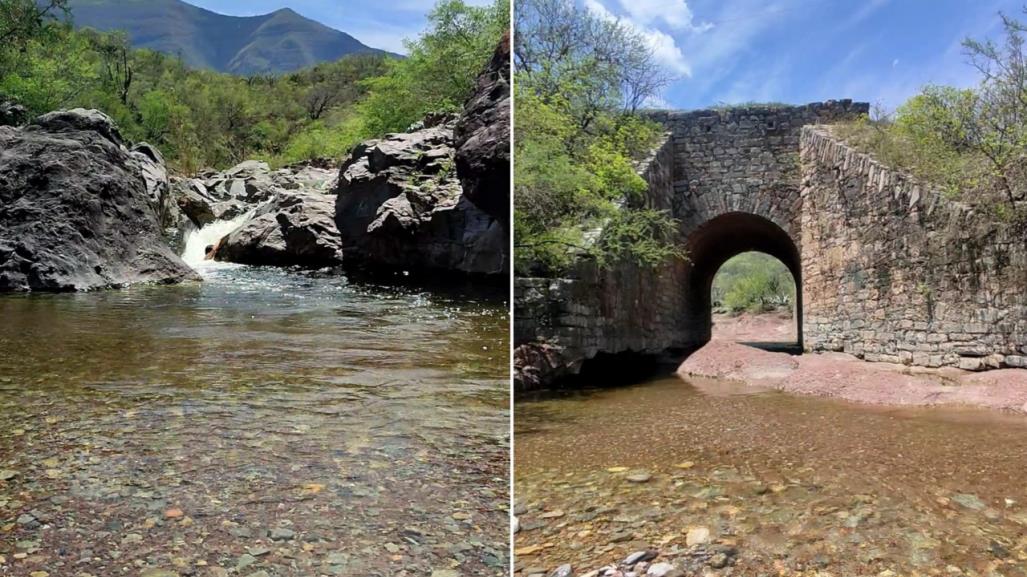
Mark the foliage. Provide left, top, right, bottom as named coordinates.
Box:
left=514, top=0, right=683, bottom=276
left=713, top=252, right=795, bottom=314
left=836, top=8, right=1027, bottom=214
left=516, top=0, right=671, bottom=123
left=358, top=0, right=509, bottom=136
left=0, top=0, right=507, bottom=172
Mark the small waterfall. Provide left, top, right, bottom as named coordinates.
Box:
left=181, top=211, right=253, bottom=269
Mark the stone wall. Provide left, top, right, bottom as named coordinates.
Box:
left=800, top=126, right=1027, bottom=369
left=514, top=134, right=689, bottom=383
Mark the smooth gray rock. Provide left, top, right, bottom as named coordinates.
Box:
left=0, top=109, right=199, bottom=291
left=214, top=190, right=343, bottom=267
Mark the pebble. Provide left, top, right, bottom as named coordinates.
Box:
left=270, top=527, right=295, bottom=541
left=623, top=550, right=657, bottom=565
left=686, top=526, right=711, bottom=546
left=236, top=554, right=257, bottom=570
left=550, top=564, right=573, bottom=577
left=646, top=562, right=677, bottom=577
left=0, top=469, right=17, bottom=481
left=626, top=472, right=652, bottom=483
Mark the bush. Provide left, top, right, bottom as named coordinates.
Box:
left=713, top=252, right=794, bottom=313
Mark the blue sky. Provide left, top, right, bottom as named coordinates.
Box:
left=186, top=0, right=494, bottom=54
left=583, top=0, right=1024, bottom=110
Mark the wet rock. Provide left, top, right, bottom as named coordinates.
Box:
left=236, top=554, right=257, bottom=570
left=549, top=564, right=573, bottom=577
left=453, top=33, right=510, bottom=225
left=624, top=551, right=657, bottom=566
left=708, top=553, right=729, bottom=568
left=685, top=527, right=711, bottom=546
left=0, top=108, right=199, bottom=291
left=214, top=191, right=343, bottom=267
left=626, top=472, right=652, bottom=483
left=16, top=513, right=38, bottom=528
left=952, top=493, right=986, bottom=510
left=270, top=527, right=296, bottom=541
left=646, top=562, right=679, bottom=577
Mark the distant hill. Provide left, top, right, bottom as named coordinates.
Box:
left=65, top=0, right=398, bottom=75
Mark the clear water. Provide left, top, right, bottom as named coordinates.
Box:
left=515, top=376, right=1027, bottom=576
left=0, top=266, right=509, bottom=576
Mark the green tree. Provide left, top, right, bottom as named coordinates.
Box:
left=358, top=0, right=509, bottom=136
left=514, top=0, right=682, bottom=276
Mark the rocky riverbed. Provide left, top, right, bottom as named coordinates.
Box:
left=515, top=377, right=1027, bottom=577
left=0, top=267, right=509, bottom=577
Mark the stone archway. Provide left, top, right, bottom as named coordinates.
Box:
left=683, top=212, right=803, bottom=350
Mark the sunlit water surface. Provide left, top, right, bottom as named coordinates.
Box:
left=0, top=265, right=509, bottom=576
left=515, top=376, right=1027, bottom=576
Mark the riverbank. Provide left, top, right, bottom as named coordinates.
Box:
left=680, top=340, right=1027, bottom=414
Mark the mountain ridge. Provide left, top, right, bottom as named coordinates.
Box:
left=65, top=0, right=399, bottom=75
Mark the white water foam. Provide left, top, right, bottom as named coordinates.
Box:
left=181, top=211, right=253, bottom=271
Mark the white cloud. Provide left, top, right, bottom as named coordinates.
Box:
left=613, top=0, right=711, bottom=32
left=583, top=0, right=694, bottom=76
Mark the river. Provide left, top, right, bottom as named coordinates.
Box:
left=0, top=229, right=509, bottom=576
left=515, top=375, right=1027, bottom=576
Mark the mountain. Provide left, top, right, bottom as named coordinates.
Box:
left=65, top=0, right=397, bottom=75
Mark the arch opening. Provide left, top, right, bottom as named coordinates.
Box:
left=683, top=212, right=802, bottom=351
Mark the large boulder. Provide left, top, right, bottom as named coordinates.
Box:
left=333, top=124, right=507, bottom=277
left=454, top=33, right=510, bottom=226
left=0, top=109, right=199, bottom=291
left=214, top=190, right=343, bottom=267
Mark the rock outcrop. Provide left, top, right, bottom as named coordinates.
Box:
left=0, top=109, right=199, bottom=291
left=172, top=159, right=337, bottom=229
left=332, top=40, right=511, bottom=279
left=333, top=124, right=506, bottom=277
left=213, top=190, right=344, bottom=267
left=454, top=33, right=510, bottom=225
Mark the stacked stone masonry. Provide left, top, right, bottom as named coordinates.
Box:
left=801, top=127, right=1027, bottom=370
left=516, top=100, right=1027, bottom=388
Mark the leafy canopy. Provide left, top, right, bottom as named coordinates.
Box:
left=514, top=0, right=683, bottom=276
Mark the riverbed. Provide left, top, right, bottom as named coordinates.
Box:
left=514, top=376, right=1027, bottom=576
left=0, top=263, right=509, bottom=576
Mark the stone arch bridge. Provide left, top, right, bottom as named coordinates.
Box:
left=515, top=101, right=1027, bottom=389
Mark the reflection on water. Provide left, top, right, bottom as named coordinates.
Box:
left=515, top=376, right=1027, bottom=576
left=0, top=266, right=509, bottom=576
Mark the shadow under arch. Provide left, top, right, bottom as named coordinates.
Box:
left=684, top=211, right=803, bottom=350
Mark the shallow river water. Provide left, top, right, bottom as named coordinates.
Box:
left=515, top=376, right=1027, bottom=577
left=0, top=264, right=509, bottom=577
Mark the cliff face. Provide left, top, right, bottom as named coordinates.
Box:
left=455, top=32, right=511, bottom=226
left=0, top=109, right=198, bottom=291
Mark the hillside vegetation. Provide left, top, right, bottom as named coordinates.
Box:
left=66, top=0, right=392, bottom=75
left=835, top=9, right=1027, bottom=222
left=0, top=0, right=508, bottom=172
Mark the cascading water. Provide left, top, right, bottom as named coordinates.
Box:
left=181, top=211, right=253, bottom=269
